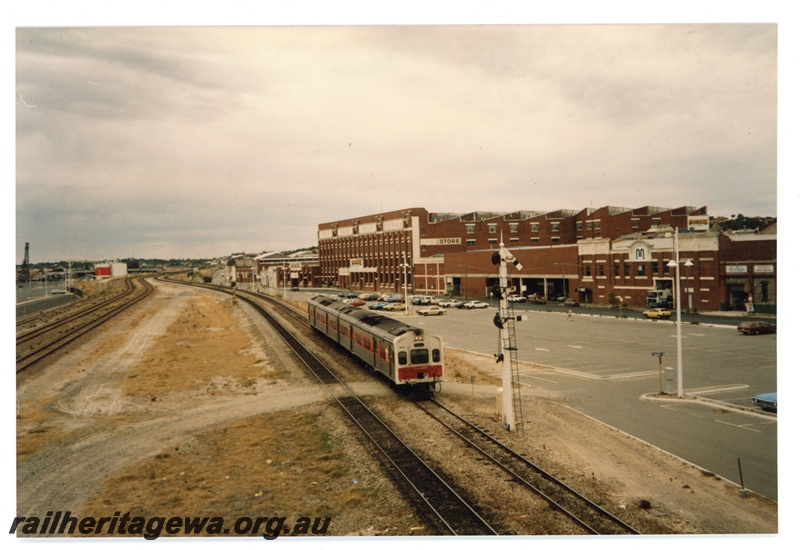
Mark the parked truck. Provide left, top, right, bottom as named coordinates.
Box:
left=646, top=288, right=673, bottom=309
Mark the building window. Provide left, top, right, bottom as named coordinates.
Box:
left=530, top=222, right=539, bottom=232
left=488, top=238, right=498, bottom=246
left=637, top=264, right=646, bottom=276
left=663, top=260, right=670, bottom=275
left=593, top=220, right=601, bottom=230
left=584, top=264, right=592, bottom=277
left=467, top=239, right=476, bottom=246
left=551, top=236, right=560, bottom=243
left=531, top=236, right=539, bottom=242
left=510, top=223, right=519, bottom=233
left=551, top=222, right=560, bottom=232
left=488, top=224, right=497, bottom=234
left=466, top=224, right=475, bottom=234
left=576, top=221, right=583, bottom=232
left=651, top=261, right=659, bottom=275
left=760, top=281, right=769, bottom=302
left=624, top=264, right=631, bottom=277
left=598, top=264, right=605, bottom=277
left=614, top=265, right=620, bottom=277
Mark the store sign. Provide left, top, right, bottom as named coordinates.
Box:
left=421, top=237, right=462, bottom=246
left=688, top=215, right=710, bottom=232
left=349, top=258, right=365, bottom=272
left=753, top=265, right=774, bottom=273
left=725, top=265, right=748, bottom=274
left=629, top=242, right=651, bottom=262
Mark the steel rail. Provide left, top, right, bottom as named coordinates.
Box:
left=16, top=278, right=154, bottom=373
left=420, top=399, right=640, bottom=535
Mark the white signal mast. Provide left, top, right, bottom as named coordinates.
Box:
left=492, top=240, right=524, bottom=432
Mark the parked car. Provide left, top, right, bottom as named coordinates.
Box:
left=737, top=321, right=776, bottom=335
left=411, top=296, right=432, bottom=305
left=382, top=303, right=407, bottom=312
left=527, top=295, right=546, bottom=304
left=343, top=299, right=366, bottom=306
left=337, top=291, right=359, bottom=299
left=643, top=308, right=672, bottom=319
left=358, top=293, right=380, bottom=301
left=563, top=299, right=580, bottom=307
left=417, top=306, right=446, bottom=316
left=752, top=392, right=777, bottom=413
left=368, top=302, right=389, bottom=310
left=439, top=299, right=462, bottom=308
left=461, top=300, right=489, bottom=309
left=508, top=294, right=526, bottom=302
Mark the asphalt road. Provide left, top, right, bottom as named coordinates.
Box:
left=402, top=304, right=778, bottom=501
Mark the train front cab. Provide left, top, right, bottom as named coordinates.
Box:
left=394, top=330, right=443, bottom=388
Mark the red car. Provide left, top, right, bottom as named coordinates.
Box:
left=737, top=321, right=776, bottom=335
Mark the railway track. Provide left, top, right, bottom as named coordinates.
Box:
left=16, top=279, right=128, bottom=330
left=16, top=277, right=155, bottom=374
left=159, top=277, right=497, bottom=535
left=417, top=399, right=640, bottom=535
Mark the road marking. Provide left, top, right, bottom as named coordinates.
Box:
left=534, top=348, right=550, bottom=352
left=688, top=384, right=750, bottom=396
left=714, top=419, right=762, bottom=433
left=567, top=345, right=583, bottom=349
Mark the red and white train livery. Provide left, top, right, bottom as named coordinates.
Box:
left=307, top=295, right=443, bottom=390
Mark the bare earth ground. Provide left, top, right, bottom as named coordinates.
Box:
left=15, top=280, right=777, bottom=538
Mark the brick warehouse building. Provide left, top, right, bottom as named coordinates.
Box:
left=317, top=206, right=776, bottom=313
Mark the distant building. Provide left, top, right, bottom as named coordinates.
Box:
left=317, top=206, right=776, bottom=312
left=94, top=262, right=128, bottom=279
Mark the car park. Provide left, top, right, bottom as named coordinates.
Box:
left=439, top=299, right=462, bottom=308
left=643, top=308, right=672, bottom=319
left=752, top=392, right=777, bottom=413
left=737, top=321, right=776, bottom=335
left=461, top=300, right=489, bottom=309
left=417, top=306, right=446, bottom=316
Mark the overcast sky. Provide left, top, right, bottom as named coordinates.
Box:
left=10, top=4, right=788, bottom=263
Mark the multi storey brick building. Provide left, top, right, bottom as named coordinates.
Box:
left=317, top=206, right=776, bottom=312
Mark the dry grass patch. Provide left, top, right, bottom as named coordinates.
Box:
left=79, top=410, right=373, bottom=536
left=122, top=295, right=283, bottom=398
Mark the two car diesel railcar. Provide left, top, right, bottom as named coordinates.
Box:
left=307, top=295, right=443, bottom=390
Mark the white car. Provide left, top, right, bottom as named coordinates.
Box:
left=417, top=306, right=446, bottom=316
left=461, top=300, right=489, bottom=309
left=508, top=295, right=526, bottom=302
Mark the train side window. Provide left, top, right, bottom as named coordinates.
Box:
left=432, top=349, right=441, bottom=362
left=398, top=352, right=407, bottom=365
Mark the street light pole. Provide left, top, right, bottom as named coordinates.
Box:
left=402, top=251, right=409, bottom=315
left=668, top=229, right=693, bottom=399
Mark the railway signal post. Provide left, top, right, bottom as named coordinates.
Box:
left=492, top=242, right=523, bottom=432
